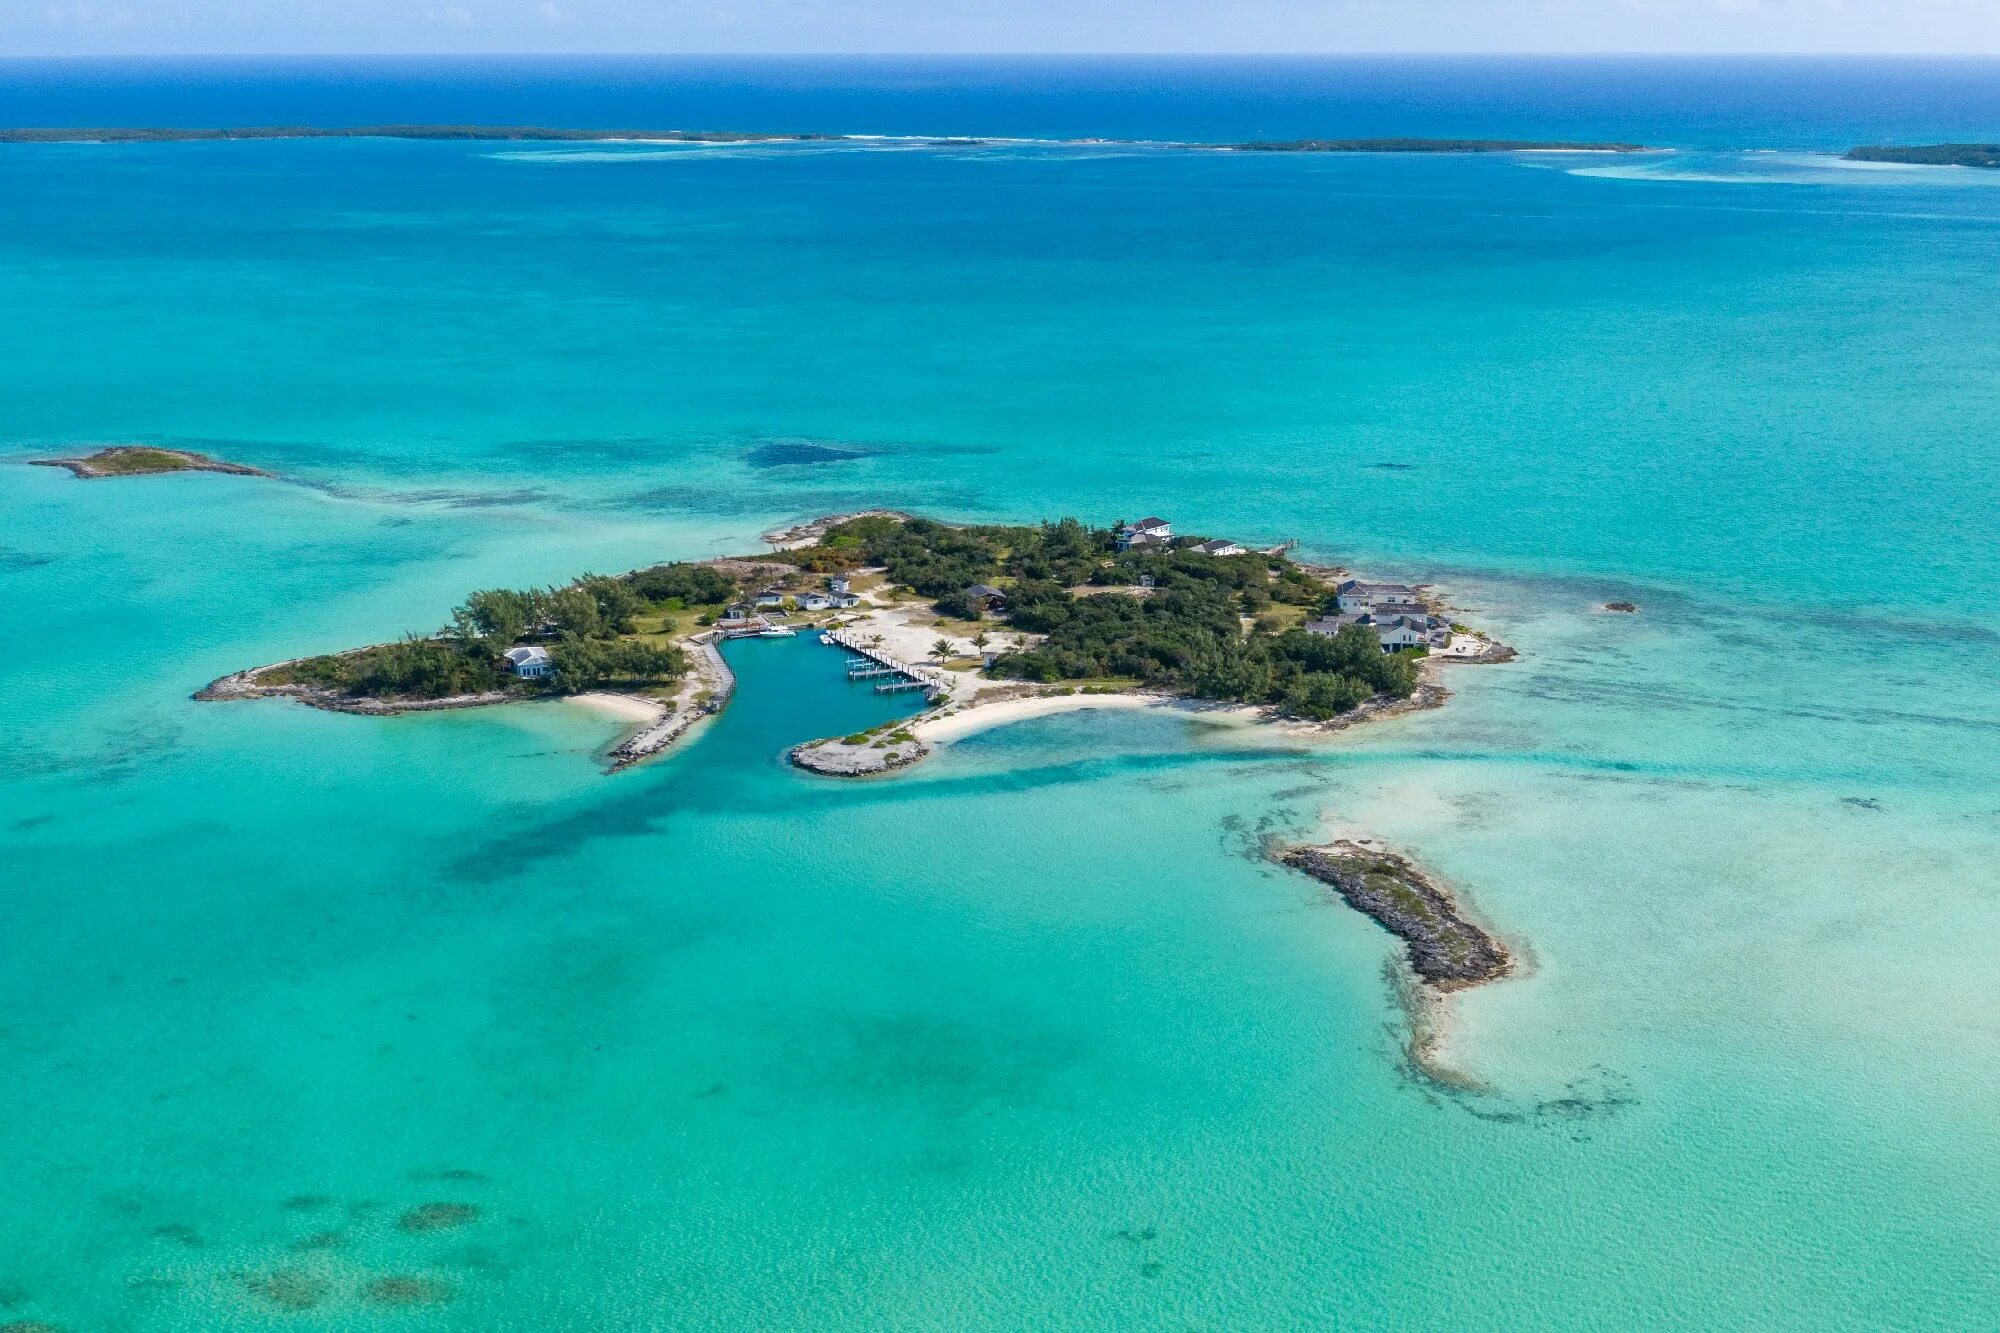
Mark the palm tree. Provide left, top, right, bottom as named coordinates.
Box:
left=972, top=631, right=991, bottom=653
left=932, top=638, right=956, bottom=664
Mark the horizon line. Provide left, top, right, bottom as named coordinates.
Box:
left=8, top=50, right=2000, bottom=61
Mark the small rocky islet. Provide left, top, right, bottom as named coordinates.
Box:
left=29, top=445, right=270, bottom=480
left=1277, top=840, right=1511, bottom=992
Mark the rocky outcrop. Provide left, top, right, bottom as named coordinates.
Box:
left=789, top=732, right=929, bottom=776
left=32, top=446, right=271, bottom=479
left=1277, top=841, right=1510, bottom=991
left=759, top=509, right=915, bottom=548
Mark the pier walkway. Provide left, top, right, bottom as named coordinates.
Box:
left=821, top=627, right=952, bottom=702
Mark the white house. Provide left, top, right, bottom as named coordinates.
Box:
left=829, top=575, right=852, bottom=594
left=754, top=588, right=786, bottom=609
left=829, top=592, right=862, bottom=609
left=1334, top=579, right=1421, bottom=613
left=1306, top=611, right=1448, bottom=653
left=1304, top=613, right=1368, bottom=637
left=504, top=645, right=554, bottom=679
left=798, top=592, right=833, bottom=611
left=1370, top=616, right=1431, bottom=651
left=1116, top=516, right=1173, bottom=550
left=1193, top=538, right=1246, bottom=557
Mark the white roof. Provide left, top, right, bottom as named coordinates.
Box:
left=504, top=646, right=552, bottom=665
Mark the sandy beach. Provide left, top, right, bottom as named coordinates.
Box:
left=566, top=691, right=670, bottom=724
left=913, top=691, right=1279, bottom=745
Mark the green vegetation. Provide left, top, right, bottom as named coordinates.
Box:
left=265, top=636, right=508, bottom=699
left=804, top=515, right=1420, bottom=721
left=79, top=447, right=202, bottom=474
left=1844, top=143, right=2000, bottom=168
left=268, top=561, right=726, bottom=702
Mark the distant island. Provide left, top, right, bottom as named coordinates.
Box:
left=1, top=125, right=1650, bottom=156
left=1229, top=138, right=1649, bottom=154
left=30, top=445, right=271, bottom=479
left=0, top=125, right=834, bottom=145
left=1843, top=143, right=2000, bottom=169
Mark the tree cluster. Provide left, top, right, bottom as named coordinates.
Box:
left=807, top=514, right=1419, bottom=721
left=277, top=636, right=509, bottom=700
left=626, top=561, right=737, bottom=608
left=549, top=636, right=686, bottom=691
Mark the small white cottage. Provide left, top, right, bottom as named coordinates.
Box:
left=504, top=645, right=554, bottom=679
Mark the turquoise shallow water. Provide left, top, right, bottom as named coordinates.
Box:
left=4, top=60, right=2000, bottom=1330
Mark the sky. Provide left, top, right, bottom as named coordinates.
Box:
left=4, top=0, right=1999, bottom=56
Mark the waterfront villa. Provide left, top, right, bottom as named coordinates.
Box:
left=1116, top=517, right=1173, bottom=550
left=1334, top=578, right=1422, bottom=613
left=829, top=591, right=862, bottom=609
left=504, top=645, right=554, bottom=679
left=1306, top=610, right=1449, bottom=653
left=798, top=592, right=833, bottom=611
left=1193, top=538, right=1246, bottom=557
left=754, top=587, right=786, bottom=609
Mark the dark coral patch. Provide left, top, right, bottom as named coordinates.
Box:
left=397, top=1202, right=480, bottom=1234
left=240, top=1270, right=331, bottom=1311
left=746, top=441, right=870, bottom=468
left=364, top=1276, right=455, bottom=1308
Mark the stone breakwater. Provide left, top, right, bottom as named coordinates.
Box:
left=608, top=636, right=735, bottom=771
left=1277, top=841, right=1511, bottom=991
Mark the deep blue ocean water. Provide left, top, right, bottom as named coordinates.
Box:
left=3, top=58, right=1999, bottom=1329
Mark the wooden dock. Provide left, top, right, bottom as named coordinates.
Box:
left=821, top=627, right=950, bottom=702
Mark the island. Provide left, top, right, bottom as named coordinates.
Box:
left=0, top=125, right=836, bottom=145
left=201, top=510, right=1509, bottom=774
left=29, top=445, right=272, bottom=479
left=200, top=510, right=1519, bottom=1067
left=1, top=125, right=1651, bottom=157
left=1277, top=841, right=1510, bottom=991
left=1229, top=138, right=1649, bottom=154
left=1843, top=143, right=2000, bottom=168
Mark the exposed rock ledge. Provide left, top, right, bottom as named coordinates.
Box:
left=790, top=727, right=928, bottom=776
left=1276, top=840, right=1511, bottom=991
left=31, top=445, right=271, bottom=479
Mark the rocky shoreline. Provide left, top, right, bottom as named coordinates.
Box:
left=790, top=730, right=929, bottom=776
left=1277, top=840, right=1511, bottom=992
left=31, top=446, right=272, bottom=480
left=759, top=509, right=914, bottom=549
left=193, top=653, right=514, bottom=714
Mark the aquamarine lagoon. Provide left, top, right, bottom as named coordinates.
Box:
left=3, top=58, right=1999, bottom=1329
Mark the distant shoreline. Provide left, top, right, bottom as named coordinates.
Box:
left=1843, top=142, right=2000, bottom=169
left=0, top=125, right=1654, bottom=154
